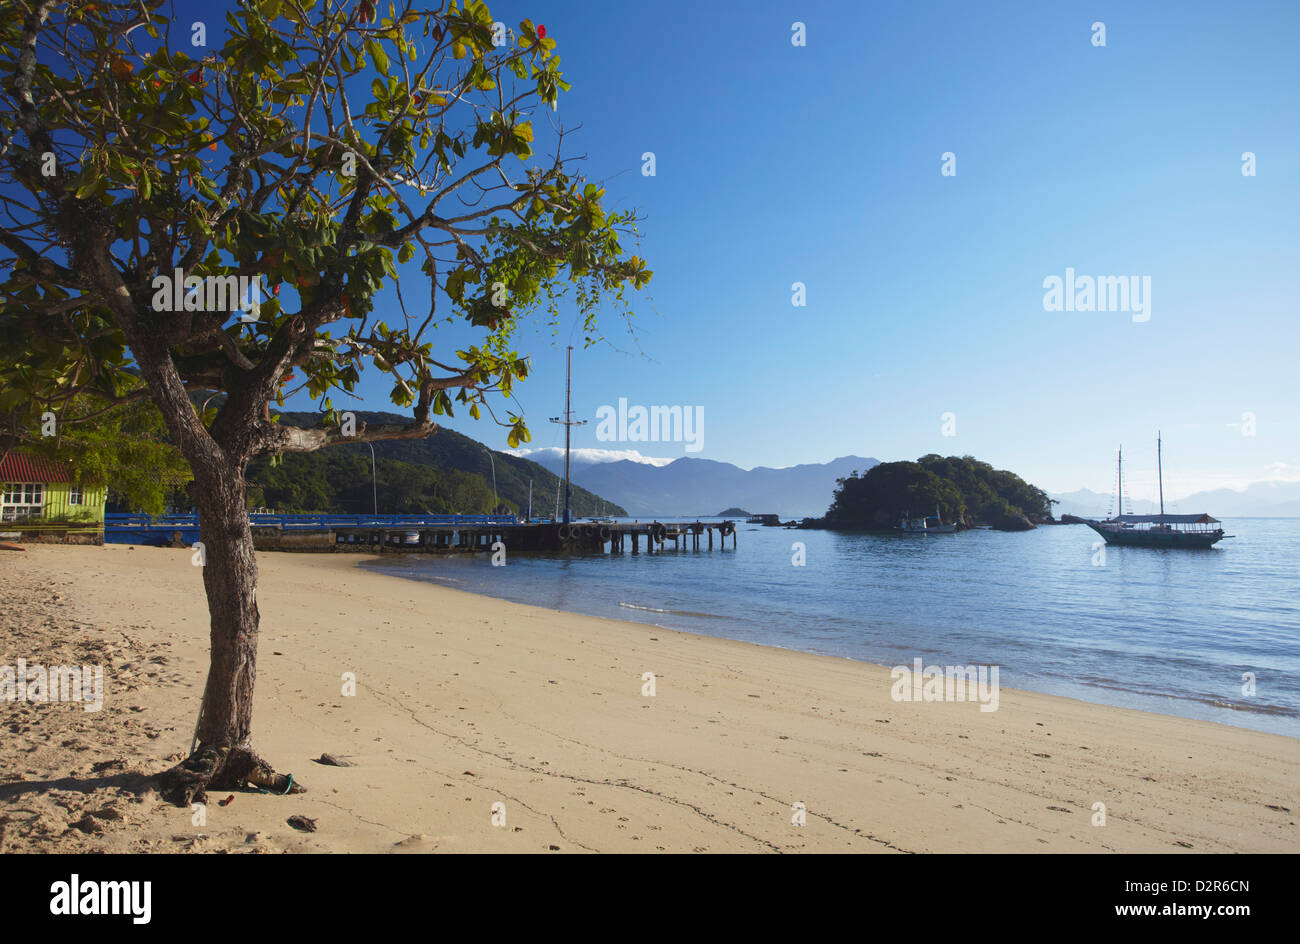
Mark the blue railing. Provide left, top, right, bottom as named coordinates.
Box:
left=103, top=512, right=519, bottom=544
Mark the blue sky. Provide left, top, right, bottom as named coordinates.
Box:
left=192, top=2, right=1300, bottom=497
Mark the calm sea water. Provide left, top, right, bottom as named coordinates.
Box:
left=364, top=518, right=1300, bottom=737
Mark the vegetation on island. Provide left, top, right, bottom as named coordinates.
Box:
left=716, top=507, right=749, bottom=517
left=806, top=455, right=1054, bottom=531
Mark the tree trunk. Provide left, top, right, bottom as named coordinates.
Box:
left=108, top=333, right=304, bottom=807
left=155, top=451, right=305, bottom=806
left=191, top=457, right=259, bottom=750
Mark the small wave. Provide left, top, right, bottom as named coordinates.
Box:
left=364, top=563, right=468, bottom=586
left=618, top=602, right=734, bottom=621
left=1206, top=699, right=1299, bottom=717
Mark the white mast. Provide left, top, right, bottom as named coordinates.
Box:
left=1157, top=431, right=1165, bottom=517
left=1117, top=445, right=1123, bottom=519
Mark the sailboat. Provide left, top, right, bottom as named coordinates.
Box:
left=1082, top=434, right=1228, bottom=549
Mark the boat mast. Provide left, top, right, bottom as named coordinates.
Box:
left=548, top=345, right=587, bottom=526
left=1157, top=431, right=1165, bottom=517
left=563, top=346, right=571, bottom=524
left=1117, top=445, right=1123, bottom=520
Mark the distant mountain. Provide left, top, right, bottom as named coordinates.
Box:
left=1049, top=488, right=1129, bottom=519
left=565, top=455, right=880, bottom=517
left=1051, top=481, right=1300, bottom=518
left=517, top=447, right=675, bottom=472
left=270, top=411, right=625, bottom=517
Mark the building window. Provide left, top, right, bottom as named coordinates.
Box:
left=70, top=485, right=83, bottom=505
left=0, top=482, right=43, bottom=521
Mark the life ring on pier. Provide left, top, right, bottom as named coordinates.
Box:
left=557, top=525, right=571, bottom=540
left=651, top=522, right=667, bottom=542
left=598, top=526, right=611, bottom=541
left=718, top=521, right=735, bottom=537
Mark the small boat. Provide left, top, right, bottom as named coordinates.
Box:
left=1082, top=434, right=1228, bottom=549
left=899, top=505, right=957, bottom=533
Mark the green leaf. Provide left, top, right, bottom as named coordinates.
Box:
left=366, top=38, right=389, bottom=74
left=74, top=169, right=99, bottom=199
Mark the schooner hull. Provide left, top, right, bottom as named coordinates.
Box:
left=1084, top=521, right=1224, bottom=548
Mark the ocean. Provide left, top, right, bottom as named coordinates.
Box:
left=364, top=518, right=1300, bottom=737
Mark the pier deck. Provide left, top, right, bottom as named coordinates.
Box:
left=103, top=514, right=737, bottom=554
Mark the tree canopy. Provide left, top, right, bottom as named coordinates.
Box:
left=1, top=0, right=650, bottom=458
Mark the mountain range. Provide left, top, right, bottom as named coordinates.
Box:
left=252, top=413, right=1299, bottom=519
left=1050, top=481, right=1300, bottom=518
left=522, top=453, right=881, bottom=518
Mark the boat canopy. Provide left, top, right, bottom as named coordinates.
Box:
left=1111, top=513, right=1220, bottom=524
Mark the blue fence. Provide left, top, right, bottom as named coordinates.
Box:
left=103, top=512, right=520, bottom=545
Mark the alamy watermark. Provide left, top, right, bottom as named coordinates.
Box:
left=1042, top=268, right=1150, bottom=323
left=595, top=398, right=703, bottom=453
left=49, top=874, right=150, bottom=924
left=1, top=659, right=104, bottom=712
left=150, top=268, right=265, bottom=321
left=890, top=658, right=999, bottom=712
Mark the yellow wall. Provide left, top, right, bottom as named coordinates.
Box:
left=42, top=481, right=107, bottom=523
left=2, top=481, right=107, bottom=526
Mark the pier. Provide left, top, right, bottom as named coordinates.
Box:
left=103, top=514, right=738, bottom=554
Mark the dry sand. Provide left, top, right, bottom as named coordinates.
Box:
left=1, top=543, right=1296, bottom=853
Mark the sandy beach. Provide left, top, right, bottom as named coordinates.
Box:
left=1, top=543, right=1296, bottom=854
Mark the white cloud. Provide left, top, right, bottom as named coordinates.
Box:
left=1263, top=461, right=1300, bottom=481
left=514, top=446, right=677, bottom=468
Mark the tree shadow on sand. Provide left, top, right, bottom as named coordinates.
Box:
left=0, top=769, right=156, bottom=802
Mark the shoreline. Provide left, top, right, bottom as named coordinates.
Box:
left=360, top=550, right=1300, bottom=740
left=1, top=544, right=1297, bottom=853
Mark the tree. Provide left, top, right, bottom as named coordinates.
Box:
left=10, top=388, right=192, bottom=514
left=0, top=0, right=650, bottom=803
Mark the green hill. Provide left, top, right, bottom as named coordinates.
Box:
left=811, top=454, right=1052, bottom=530
left=248, top=411, right=625, bottom=517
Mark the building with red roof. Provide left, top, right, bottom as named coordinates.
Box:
left=0, top=452, right=106, bottom=526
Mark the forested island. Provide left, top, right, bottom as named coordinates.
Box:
left=801, top=455, right=1053, bottom=531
